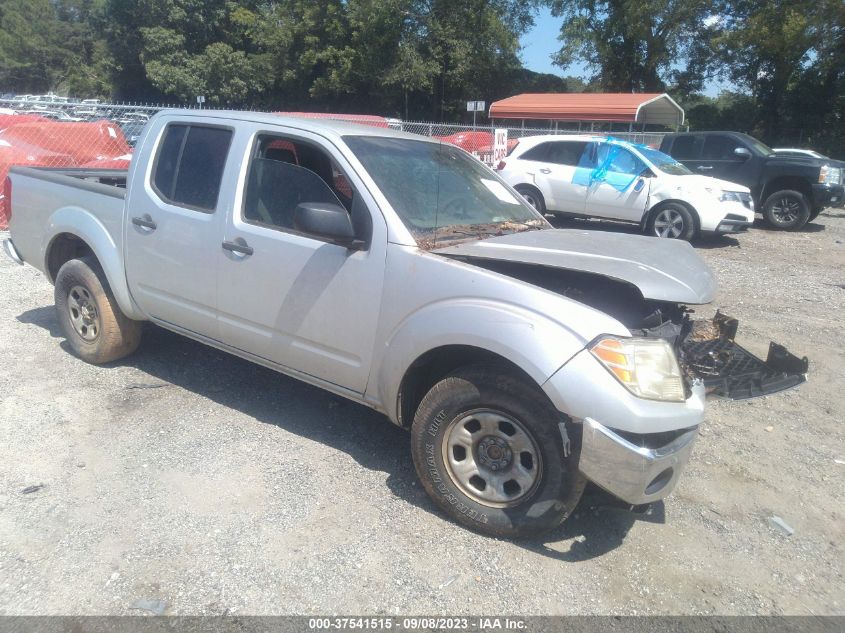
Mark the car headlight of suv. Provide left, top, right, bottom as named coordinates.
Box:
left=590, top=336, right=686, bottom=402
left=719, top=190, right=754, bottom=210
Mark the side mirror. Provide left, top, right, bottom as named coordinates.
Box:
left=734, top=147, right=752, bottom=160
left=293, top=202, right=365, bottom=250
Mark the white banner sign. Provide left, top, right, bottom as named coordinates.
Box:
left=492, top=128, right=508, bottom=165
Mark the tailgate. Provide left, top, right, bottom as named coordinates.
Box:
left=680, top=311, right=809, bottom=399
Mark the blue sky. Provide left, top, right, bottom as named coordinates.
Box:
left=519, top=7, right=587, bottom=78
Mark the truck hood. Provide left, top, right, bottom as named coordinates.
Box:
left=433, top=229, right=717, bottom=304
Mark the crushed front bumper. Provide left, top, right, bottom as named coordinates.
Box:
left=579, top=418, right=699, bottom=505
left=681, top=311, right=809, bottom=399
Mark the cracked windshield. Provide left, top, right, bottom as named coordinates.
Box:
left=345, top=136, right=547, bottom=248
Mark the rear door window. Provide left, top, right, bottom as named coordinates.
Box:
left=152, top=124, right=233, bottom=212
left=546, top=141, right=589, bottom=167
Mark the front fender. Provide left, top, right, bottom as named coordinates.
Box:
left=43, top=207, right=143, bottom=320
left=373, top=298, right=589, bottom=425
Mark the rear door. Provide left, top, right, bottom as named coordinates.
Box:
left=215, top=127, right=386, bottom=393
left=124, top=119, right=233, bottom=339
left=517, top=141, right=590, bottom=213
left=583, top=143, right=651, bottom=221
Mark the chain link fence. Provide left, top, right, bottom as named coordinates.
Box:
left=0, top=97, right=667, bottom=228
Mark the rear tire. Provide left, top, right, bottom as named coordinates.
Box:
left=646, top=202, right=696, bottom=240
left=762, top=190, right=810, bottom=230
left=54, top=256, right=142, bottom=364
left=411, top=365, right=585, bottom=538
left=514, top=185, right=546, bottom=214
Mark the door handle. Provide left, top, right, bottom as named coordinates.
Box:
left=131, top=215, right=157, bottom=230
left=222, top=240, right=253, bottom=256
left=539, top=168, right=552, bottom=174
left=697, top=165, right=713, bottom=171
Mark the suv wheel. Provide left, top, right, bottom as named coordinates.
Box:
left=411, top=365, right=585, bottom=538
left=514, top=185, right=546, bottom=214
left=763, top=190, right=810, bottom=230
left=646, top=203, right=696, bottom=240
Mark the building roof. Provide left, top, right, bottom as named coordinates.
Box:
left=489, top=93, right=684, bottom=126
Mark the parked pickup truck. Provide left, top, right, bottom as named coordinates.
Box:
left=2, top=111, right=809, bottom=538
left=659, top=131, right=845, bottom=230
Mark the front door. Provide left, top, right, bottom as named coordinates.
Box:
left=124, top=120, right=234, bottom=339
left=216, top=129, right=386, bottom=393
left=584, top=143, right=651, bottom=221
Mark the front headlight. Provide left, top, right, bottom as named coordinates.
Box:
left=819, top=164, right=842, bottom=185
left=720, top=190, right=754, bottom=209
left=590, top=336, right=686, bottom=402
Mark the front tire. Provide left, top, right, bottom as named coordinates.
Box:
left=411, top=365, right=585, bottom=538
left=762, top=190, right=810, bottom=230
left=646, top=202, right=696, bottom=240
left=54, top=256, right=142, bottom=364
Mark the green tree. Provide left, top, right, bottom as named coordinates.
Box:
left=711, top=0, right=839, bottom=142
left=546, top=0, right=715, bottom=92
left=0, top=0, right=110, bottom=95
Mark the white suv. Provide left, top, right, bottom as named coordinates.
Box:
left=497, top=135, right=755, bottom=240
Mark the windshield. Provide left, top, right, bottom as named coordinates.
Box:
left=746, top=136, right=774, bottom=156
left=638, top=146, right=693, bottom=175
left=344, top=136, right=546, bottom=248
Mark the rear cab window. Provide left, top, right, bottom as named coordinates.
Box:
left=152, top=123, right=233, bottom=212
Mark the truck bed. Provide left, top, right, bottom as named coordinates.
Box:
left=6, top=166, right=127, bottom=278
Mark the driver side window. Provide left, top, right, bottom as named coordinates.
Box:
left=242, top=134, right=354, bottom=233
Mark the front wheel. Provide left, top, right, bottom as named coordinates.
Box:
left=411, top=365, right=585, bottom=538
left=54, top=256, right=142, bottom=364
left=646, top=203, right=696, bottom=240
left=762, top=190, right=810, bottom=230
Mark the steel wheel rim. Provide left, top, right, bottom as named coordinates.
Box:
left=771, top=197, right=800, bottom=224
left=442, top=409, right=542, bottom=508
left=654, top=208, right=685, bottom=238
left=67, top=285, right=100, bottom=342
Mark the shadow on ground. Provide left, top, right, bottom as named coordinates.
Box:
left=18, top=306, right=660, bottom=559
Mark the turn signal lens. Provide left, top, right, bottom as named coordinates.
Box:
left=590, top=336, right=686, bottom=402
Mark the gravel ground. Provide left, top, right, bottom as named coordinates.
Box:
left=0, top=211, right=843, bottom=616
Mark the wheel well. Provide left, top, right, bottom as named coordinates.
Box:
left=644, top=199, right=700, bottom=233
left=46, top=233, right=95, bottom=283
left=761, top=177, right=811, bottom=203
left=396, top=345, right=534, bottom=428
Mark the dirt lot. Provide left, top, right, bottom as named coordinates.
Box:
left=0, top=211, right=843, bottom=616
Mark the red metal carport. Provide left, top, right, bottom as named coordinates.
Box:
left=489, top=93, right=684, bottom=127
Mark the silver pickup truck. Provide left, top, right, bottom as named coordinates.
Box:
left=2, top=111, right=808, bottom=538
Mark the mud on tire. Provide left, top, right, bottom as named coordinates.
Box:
left=411, top=365, right=585, bottom=538
left=54, top=256, right=142, bottom=364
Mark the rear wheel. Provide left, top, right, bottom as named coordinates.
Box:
left=762, top=190, right=810, bottom=230
left=411, top=365, right=585, bottom=538
left=514, top=185, right=546, bottom=214
left=54, top=256, right=142, bottom=364
left=646, top=202, right=696, bottom=240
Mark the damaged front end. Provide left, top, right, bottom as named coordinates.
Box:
left=629, top=307, right=808, bottom=400
left=675, top=311, right=808, bottom=399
